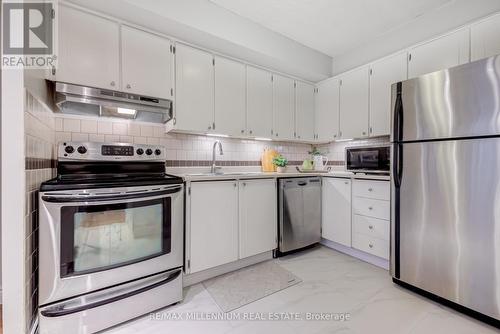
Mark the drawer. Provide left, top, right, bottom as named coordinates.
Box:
left=353, top=214, right=389, bottom=241
left=352, top=233, right=389, bottom=259
left=352, top=197, right=390, bottom=220
left=352, top=179, right=390, bottom=200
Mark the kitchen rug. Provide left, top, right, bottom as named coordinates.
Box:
left=202, top=260, right=302, bottom=312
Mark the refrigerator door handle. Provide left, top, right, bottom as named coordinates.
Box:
left=393, top=82, right=404, bottom=143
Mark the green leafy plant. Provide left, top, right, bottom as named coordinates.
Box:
left=308, top=146, right=326, bottom=156
left=272, top=155, right=288, bottom=167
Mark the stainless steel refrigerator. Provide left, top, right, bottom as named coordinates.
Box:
left=391, top=55, right=500, bottom=327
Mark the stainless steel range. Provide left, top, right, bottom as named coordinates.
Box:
left=38, top=141, right=184, bottom=334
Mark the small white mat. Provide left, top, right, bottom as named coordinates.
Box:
left=202, top=260, right=302, bottom=312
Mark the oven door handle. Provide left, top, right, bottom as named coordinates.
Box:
left=41, top=185, right=183, bottom=203
left=40, top=269, right=182, bottom=317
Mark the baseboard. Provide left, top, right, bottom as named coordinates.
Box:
left=320, top=238, right=389, bottom=270
left=183, top=251, right=273, bottom=287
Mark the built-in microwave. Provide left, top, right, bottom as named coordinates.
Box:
left=346, top=145, right=390, bottom=174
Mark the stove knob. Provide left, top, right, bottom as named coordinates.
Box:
left=136, top=148, right=144, bottom=155
left=65, top=145, right=74, bottom=154
left=154, top=149, right=161, bottom=156
left=145, top=149, right=153, bottom=155
left=77, top=146, right=87, bottom=154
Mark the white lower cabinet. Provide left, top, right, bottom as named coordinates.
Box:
left=239, top=179, right=277, bottom=258
left=188, top=179, right=277, bottom=274
left=321, top=178, right=352, bottom=247
left=189, top=181, right=239, bottom=273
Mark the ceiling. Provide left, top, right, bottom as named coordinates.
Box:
left=209, top=0, right=453, bottom=57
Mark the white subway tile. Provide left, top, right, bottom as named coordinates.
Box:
left=147, top=137, right=160, bottom=145
left=166, top=149, right=176, bottom=160
left=104, top=134, right=119, bottom=143
left=140, top=125, right=153, bottom=137
left=81, top=119, right=97, bottom=134
left=134, top=137, right=148, bottom=144
left=97, top=121, right=113, bottom=134
left=63, top=118, right=81, bottom=132
left=55, top=132, right=72, bottom=143
left=55, top=118, right=63, bottom=131
left=128, top=123, right=141, bottom=136
left=112, top=122, right=127, bottom=135
left=119, top=135, right=133, bottom=143
left=89, top=134, right=105, bottom=142
left=153, top=126, right=164, bottom=138
left=71, top=133, right=89, bottom=141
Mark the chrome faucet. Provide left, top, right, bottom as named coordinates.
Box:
left=211, top=140, right=224, bottom=174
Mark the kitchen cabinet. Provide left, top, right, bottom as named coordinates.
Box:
left=408, top=28, right=470, bottom=79
left=239, top=179, right=277, bottom=258
left=121, top=25, right=173, bottom=99
left=322, top=178, right=352, bottom=247
left=471, top=14, right=500, bottom=61
left=339, top=66, right=369, bottom=139
left=189, top=181, right=239, bottom=273
left=315, top=78, right=340, bottom=142
left=57, top=5, right=120, bottom=90
left=369, top=53, right=407, bottom=137
left=272, top=75, right=295, bottom=140
left=214, top=56, right=246, bottom=136
left=295, top=81, right=315, bottom=141
left=246, top=66, right=273, bottom=138
left=175, top=44, right=214, bottom=133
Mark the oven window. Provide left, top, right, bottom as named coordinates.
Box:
left=60, top=198, right=171, bottom=277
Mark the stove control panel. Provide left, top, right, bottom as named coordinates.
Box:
left=59, top=142, right=166, bottom=161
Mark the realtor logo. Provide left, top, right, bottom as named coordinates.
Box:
left=2, top=1, right=56, bottom=69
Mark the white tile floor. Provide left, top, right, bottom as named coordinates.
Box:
left=106, top=246, right=498, bottom=334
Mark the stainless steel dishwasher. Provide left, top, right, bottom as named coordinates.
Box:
left=277, top=177, right=321, bottom=255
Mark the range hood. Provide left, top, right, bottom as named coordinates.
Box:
left=50, top=81, right=173, bottom=124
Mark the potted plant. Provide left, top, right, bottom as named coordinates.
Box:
left=272, top=155, right=288, bottom=173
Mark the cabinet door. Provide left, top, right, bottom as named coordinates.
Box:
left=295, top=81, right=315, bottom=141
left=190, top=181, right=238, bottom=273
left=121, top=25, right=173, bottom=99
left=408, top=29, right=469, bottom=79
left=369, top=53, right=407, bottom=137
left=175, top=44, right=214, bottom=132
left=322, top=178, right=352, bottom=247
left=272, top=75, right=295, bottom=140
left=339, top=67, right=369, bottom=139
left=239, top=179, right=277, bottom=258
left=315, top=78, right=339, bottom=142
left=214, top=56, right=246, bottom=136
left=471, top=14, right=500, bottom=61
left=246, top=66, right=273, bottom=138
left=57, top=5, right=119, bottom=90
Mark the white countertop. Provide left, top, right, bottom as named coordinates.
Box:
left=167, top=166, right=390, bottom=182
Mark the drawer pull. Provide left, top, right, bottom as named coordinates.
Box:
left=368, top=243, right=373, bottom=248
left=368, top=225, right=374, bottom=230
left=368, top=188, right=373, bottom=192
left=368, top=206, right=373, bottom=210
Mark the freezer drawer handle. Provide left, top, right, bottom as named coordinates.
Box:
left=40, top=269, right=181, bottom=317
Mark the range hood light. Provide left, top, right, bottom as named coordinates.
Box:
left=117, top=108, right=137, bottom=116
left=206, top=133, right=229, bottom=138
left=254, top=137, right=272, bottom=141
left=335, top=138, right=353, bottom=142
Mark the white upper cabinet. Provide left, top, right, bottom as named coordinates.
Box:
left=315, top=78, right=340, bottom=142
left=214, top=56, right=246, bottom=136
left=272, top=75, right=295, bottom=140
left=175, top=44, right=214, bottom=133
left=121, top=25, right=173, bottom=99
left=189, top=181, right=239, bottom=273
left=295, top=81, right=315, bottom=141
left=57, top=5, right=120, bottom=90
left=239, top=179, right=277, bottom=259
left=369, top=53, right=407, bottom=137
left=471, top=14, right=500, bottom=61
left=408, top=28, right=470, bottom=79
left=339, top=66, right=369, bottom=140
left=246, top=66, right=273, bottom=138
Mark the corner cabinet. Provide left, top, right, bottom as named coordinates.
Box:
left=338, top=66, right=369, bottom=140
left=246, top=66, right=273, bottom=138
left=295, top=81, right=315, bottom=141
left=188, top=181, right=239, bottom=273
left=175, top=44, right=214, bottom=133
left=239, top=179, right=277, bottom=258
left=272, top=75, right=295, bottom=140
left=471, top=13, right=500, bottom=62
left=57, top=5, right=120, bottom=90
left=315, top=78, right=339, bottom=142
left=368, top=53, right=407, bottom=137
left=322, top=178, right=352, bottom=247
left=408, top=28, right=469, bottom=79
left=214, top=56, right=247, bottom=136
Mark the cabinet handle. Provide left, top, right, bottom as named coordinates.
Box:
left=362, top=131, right=367, bottom=136
left=110, top=81, right=116, bottom=87
left=126, top=84, right=131, bottom=89
left=368, top=206, right=373, bottom=210
left=344, top=181, right=349, bottom=185
left=368, top=188, right=373, bottom=192
left=369, top=127, right=373, bottom=134
left=242, top=182, right=246, bottom=186
left=249, top=130, right=253, bottom=134
left=368, top=225, right=374, bottom=230
left=369, top=243, right=374, bottom=248
left=241, top=129, right=245, bottom=134
left=334, top=134, right=337, bottom=138
left=208, top=125, right=212, bottom=130
left=276, top=133, right=279, bottom=137
left=233, top=183, right=237, bottom=187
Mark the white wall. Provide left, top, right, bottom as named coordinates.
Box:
left=64, top=0, right=332, bottom=82
left=331, top=0, right=500, bottom=75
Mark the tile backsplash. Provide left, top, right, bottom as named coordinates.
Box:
left=316, top=136, right=390, bottom=164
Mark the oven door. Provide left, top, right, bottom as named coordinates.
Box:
left=38, top=184, right=183, bottom=305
